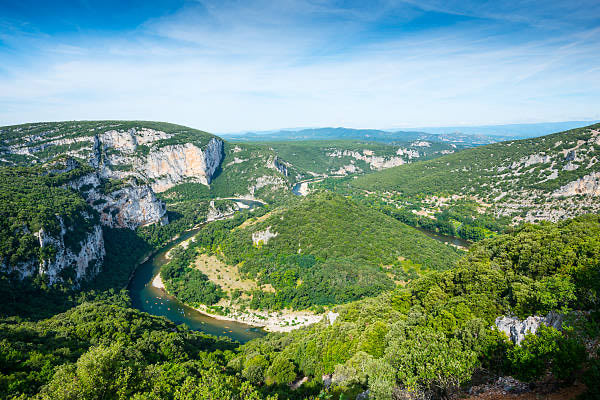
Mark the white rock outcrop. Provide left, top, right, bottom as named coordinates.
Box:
left=553, top=172, right=600, bottom=197
left=0, top=219, right=106, bottom=285
left=98, top=185, right=168, bottom=229
left=68, top=172, right=168, bottom=229
left=328, top=149, right=405, bottom=171
left=142, top=138, right=224, bottom=192
left=495, top=312, right=563, bottom=345
left=252, top=227, right=278, bottom=246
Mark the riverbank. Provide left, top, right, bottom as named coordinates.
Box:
left=151, top=274, right=322, bottom=332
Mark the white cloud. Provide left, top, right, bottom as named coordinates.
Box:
left=0, top=0, right=599, bottom=131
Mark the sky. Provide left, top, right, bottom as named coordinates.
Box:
left=1, top=0, right=599, bottom=133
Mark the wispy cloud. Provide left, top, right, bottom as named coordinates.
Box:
left=0, top=0, right=599, bottom=131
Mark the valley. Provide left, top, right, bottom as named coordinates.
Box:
left=1, top=120, right=599, bottom=400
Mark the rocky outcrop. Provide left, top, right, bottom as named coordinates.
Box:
left=248, top=175, right=287, bottom=195
left=328, top=149, right=405, bottom=171
left=552, top=172, right=600, bottom=197
left=269, top=156, right=289, bottom=176
left=142, top=138, right=224, bottom=192
left=0, top=219, right=106, bottom=285
left=206, top=200, right=238, bottom=222
left=252, top=227, right=278, bottom=246
left=327, top=311, right=339, bottom=325
left=68, top=172, right=168, bottom=229
left=495, top=312, right=563, bottom=345
left=97, top=185, right=168, bottom=229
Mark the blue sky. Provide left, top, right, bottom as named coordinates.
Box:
left=1, top=0, right=599, bottom=132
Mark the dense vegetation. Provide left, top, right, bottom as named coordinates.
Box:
left=316, top=176, right=511, bottom=241
left=233, top=214, right=600, bottom=399
left=0, top=161, right=98, bottom=269
left=2, top=121, right=600, bottom=400
left=2, top=214, right=599, bottom=399
left=257, top=140, right=454, bottom=177
left=0, top=301, right=278, bottom=400
left=184, top=192, right=461, bottom=310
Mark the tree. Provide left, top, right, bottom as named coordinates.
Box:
left=265, top=355, right=296, bottom=385
left=242, top=354, right=269, bottom=385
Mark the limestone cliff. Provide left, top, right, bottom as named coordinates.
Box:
left=327, top=149, right=405, bottom=171
left=141, top=138, right=224, bottom=192
left=1, top=218, right=105, bottom=286
left=69, top=172, right=168, bottom=229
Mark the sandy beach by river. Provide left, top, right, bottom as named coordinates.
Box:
left=151, top=273, right=322, bottom=332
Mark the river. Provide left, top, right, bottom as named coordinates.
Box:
left=128, top=200, right=266, bottom=343
left=127, top=195, right=469, bottom=343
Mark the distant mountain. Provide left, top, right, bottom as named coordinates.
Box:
left=220, top=127, right=500, bottom=147
left=221, top=121, right=600, bottom=145
left=400, top=120, right=600, bottom=138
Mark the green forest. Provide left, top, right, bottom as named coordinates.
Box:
left=2, top=215, right=599, bottom=399
left=170, top=192, right=461, bottom=310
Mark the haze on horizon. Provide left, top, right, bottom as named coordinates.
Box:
left=1, top=0, right=599, bottom=133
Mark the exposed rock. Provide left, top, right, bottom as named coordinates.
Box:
left=101, top=128, right=137, bottom=152
left=562, top=161, right=579, bottom=171
left=248, top=175, right=287, bottom=195
left=495, top=312, right=563, bottom=345
left=269, top=156, right=289, bottom=176
left=327, top=311, right=339, bottom=325
left=142, top=138, right=224, bottom=192
left=226, top=157, right=248, bottom=167
left=356, top=390, right=370, bottom=400
left=68, top=172, right=168, bottom=229
left=98, top=185, right=168, bottom=229
left=552, top=172, right=600, bottom=197
left=333, top=163, right=362, bottom=175
left=206, top=200, right=238, bottom=222
left=328, top=149, right=405, bottom=171
left=252, top=227, right=278, bottom=246
left=469, top=376, right=530, bottom=396
left=0, top=218, right=105, bottom=285
left=397, top=148, right=420, bottom=158
left=511, top=153, right=552, bottom=169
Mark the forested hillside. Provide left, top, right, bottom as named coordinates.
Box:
left=310, top=123, right=600, bottom=243
left=253, top=140, right=455, bottom=178
left=233, top=214, right=600, bottom=399
left=160, top=192, right=460, bottom=313
left=2, top=215, right=599, bottom=399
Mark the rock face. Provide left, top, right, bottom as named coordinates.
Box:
left=94, top=129, right=224, bottom=192
left=142, top=138, right=224, bottom=192
left=553, top=172, right=600, bottom=197
left=69, top=172, right=168, bottom=229
left=252, top=227, right=278, bottom=246
left=328, top=149, right=405, bottom=171
left=0, top=219, right=106, bottom=286
left=98, top=185, right=168, bottom=229
left=495, top=312, right=563, bottom=345
left=269, top=156, right=289, bottom=176
left=37, top=223, right=105, bottom=285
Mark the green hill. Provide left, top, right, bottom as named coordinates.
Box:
left=235, top=214, right=600, bottom=398
left=166, top=192, right=461, bottom=311
left=255, top=140, right=456, bottom=178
